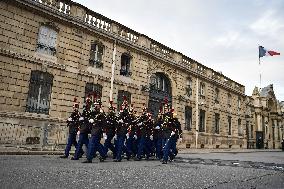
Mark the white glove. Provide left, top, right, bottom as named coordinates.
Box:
left=79, top=117, right=84, bottom=121
left=137, top=122, right=143, bottom=126
left=77, top=130, right=80, bottom=135
left=118, top=119, right=124, bottom=123
left=150, top=135, right=153, bottom=140
left=89, top=119, right=94, bottom=123
left=155, top=126, right=160, bottom=129
left=114, top=134, right=117, bottom=140
left=126, top=133, right=129, bottom=139
left=67, top=117, right=72, bottom=122
left=171, top=131, right=175, bottom=136
left=134, top=135, right=137, bottom=140
left=178, top=138, right=183, bottom=142
left=103, top=133, right=107, bottom=140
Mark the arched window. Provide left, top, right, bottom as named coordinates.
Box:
left=120, top=53, right=132, bottom=76
left=36, top=25, right=57, bottom=56
left=26, top=71, right=53, bottom=114
left=89, top=42, right=104, bottom=68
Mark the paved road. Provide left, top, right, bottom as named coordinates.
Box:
left=0, top=152, right=283, bottom=189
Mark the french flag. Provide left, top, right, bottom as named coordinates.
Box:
left=259, top=46, right=280, bottom=57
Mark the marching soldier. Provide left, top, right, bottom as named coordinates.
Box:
left=60, top=97, right=82, bottom=159
left=71, top=95, right=92, bottom=160
left=83, top=94, right=106, bottom=163
left=153, top=107, right=164, bottom=160
left=125, top=105, right=138, bottom=160
left=135, top=105, right=152, bottom=161
left=114, top=96, right=130, bottom=162
left=161, top=108, right=178, bottom=164
left=102, top=101, right=117, bottom=159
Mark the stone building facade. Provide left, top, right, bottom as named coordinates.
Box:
left=248, top=85, right=284, bottom=149
left=0, top=0, right=253, bottom=149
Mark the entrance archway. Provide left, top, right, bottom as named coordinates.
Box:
left=148, top=72, right=172, bottom=118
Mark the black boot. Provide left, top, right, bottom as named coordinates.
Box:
left=134, top=157, right=141, bottom=161
left=162, top=160, right=167, bottom=164
left=71, top=157, right=79, bottom=160
left=99, top=156, right=106, bottom=162
left=82, top=159, right=92, bottom=163
left=60, top=155, right=68, bottom=159
left=78, top=151, right=84, bottom=158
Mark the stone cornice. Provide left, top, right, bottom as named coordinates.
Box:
left=0, top=111, right=65, bottom=123
left=0, top=48, right=66, bottom=70
left=13, top=0, right=246, bottom=96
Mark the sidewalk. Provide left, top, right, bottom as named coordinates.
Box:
left=178, top=148, right=283, bottom=154
left=0, top=145, right=282, bottom=155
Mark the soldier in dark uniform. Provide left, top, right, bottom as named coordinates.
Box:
left=125, top=105, right=138, bottom=160
left=60, top=97, right=82, bottom=158
left=71, top=95, right=92, bottom=160
left=102, top=101, right=117, bottom=159
left=114, top=96, right=130, bottom=162
left=169, top=112, right=182, bottom=162
left=153, top=107, right=164, bottom=160
left=162, top=108, right=179, bottom=164
left=135, top=105, right=152, bottom=161
left=83, top=95, right=106, bottom=163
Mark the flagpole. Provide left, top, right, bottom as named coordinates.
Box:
left=259, top=56, right=261, bottom=90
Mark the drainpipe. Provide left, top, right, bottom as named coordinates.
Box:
left=109, top=40, right=117, bottom=101
left=195, top=77, right=199, bottom=149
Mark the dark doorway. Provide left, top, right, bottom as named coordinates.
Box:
left=148, top=73, right=172, bottom=118
left=256, top=131, right=264, bottom=149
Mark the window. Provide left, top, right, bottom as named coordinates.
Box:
left=238, top=97, right=241, bottom=110
left=185, top=106, right=192, bottom=131
left=89, top=42, right=104, bottom=68
left=199, top=82, right=205, bottom=96
left=26, top=71, right=53, bottom=114
left=199, top=110, right=205, bottom=132
left=117, top=90, right=131, bottom=110
left=251, top=124, right=253, bottom=138
left=36, top=25, right=57, bottom=56
left=228, top=116, right=232, bottom=135
left=214, top=113, right=220, bottom=134
left=238, top=118, right=242, bottom=136
left=185, top=78, right=192, bottom=97
left=85, top=83, right=103, bottom=102
left=215, top=88, right=219, bottom=103
left=150, top=73, right=171, bottom=94
left=278, top=124, right=280, bottom=140
left=120, top=53, right=132, bottom=76
left=227, top=94, right=232, bottom=107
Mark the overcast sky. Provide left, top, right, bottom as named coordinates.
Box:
left=73, top=0, right=284, bottom=101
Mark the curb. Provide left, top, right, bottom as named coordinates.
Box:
left=0, top=151, right=64, bottom=155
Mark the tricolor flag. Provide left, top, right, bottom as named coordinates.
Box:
left=259, top=46, right=280, bottom=58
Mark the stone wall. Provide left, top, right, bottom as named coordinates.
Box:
left=0, top=0, right=250, bottom=149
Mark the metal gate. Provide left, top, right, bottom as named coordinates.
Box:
left=148, top=73, right=171, bottom=118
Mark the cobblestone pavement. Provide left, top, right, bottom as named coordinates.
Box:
left=0, top=152, right=283, bottom=189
